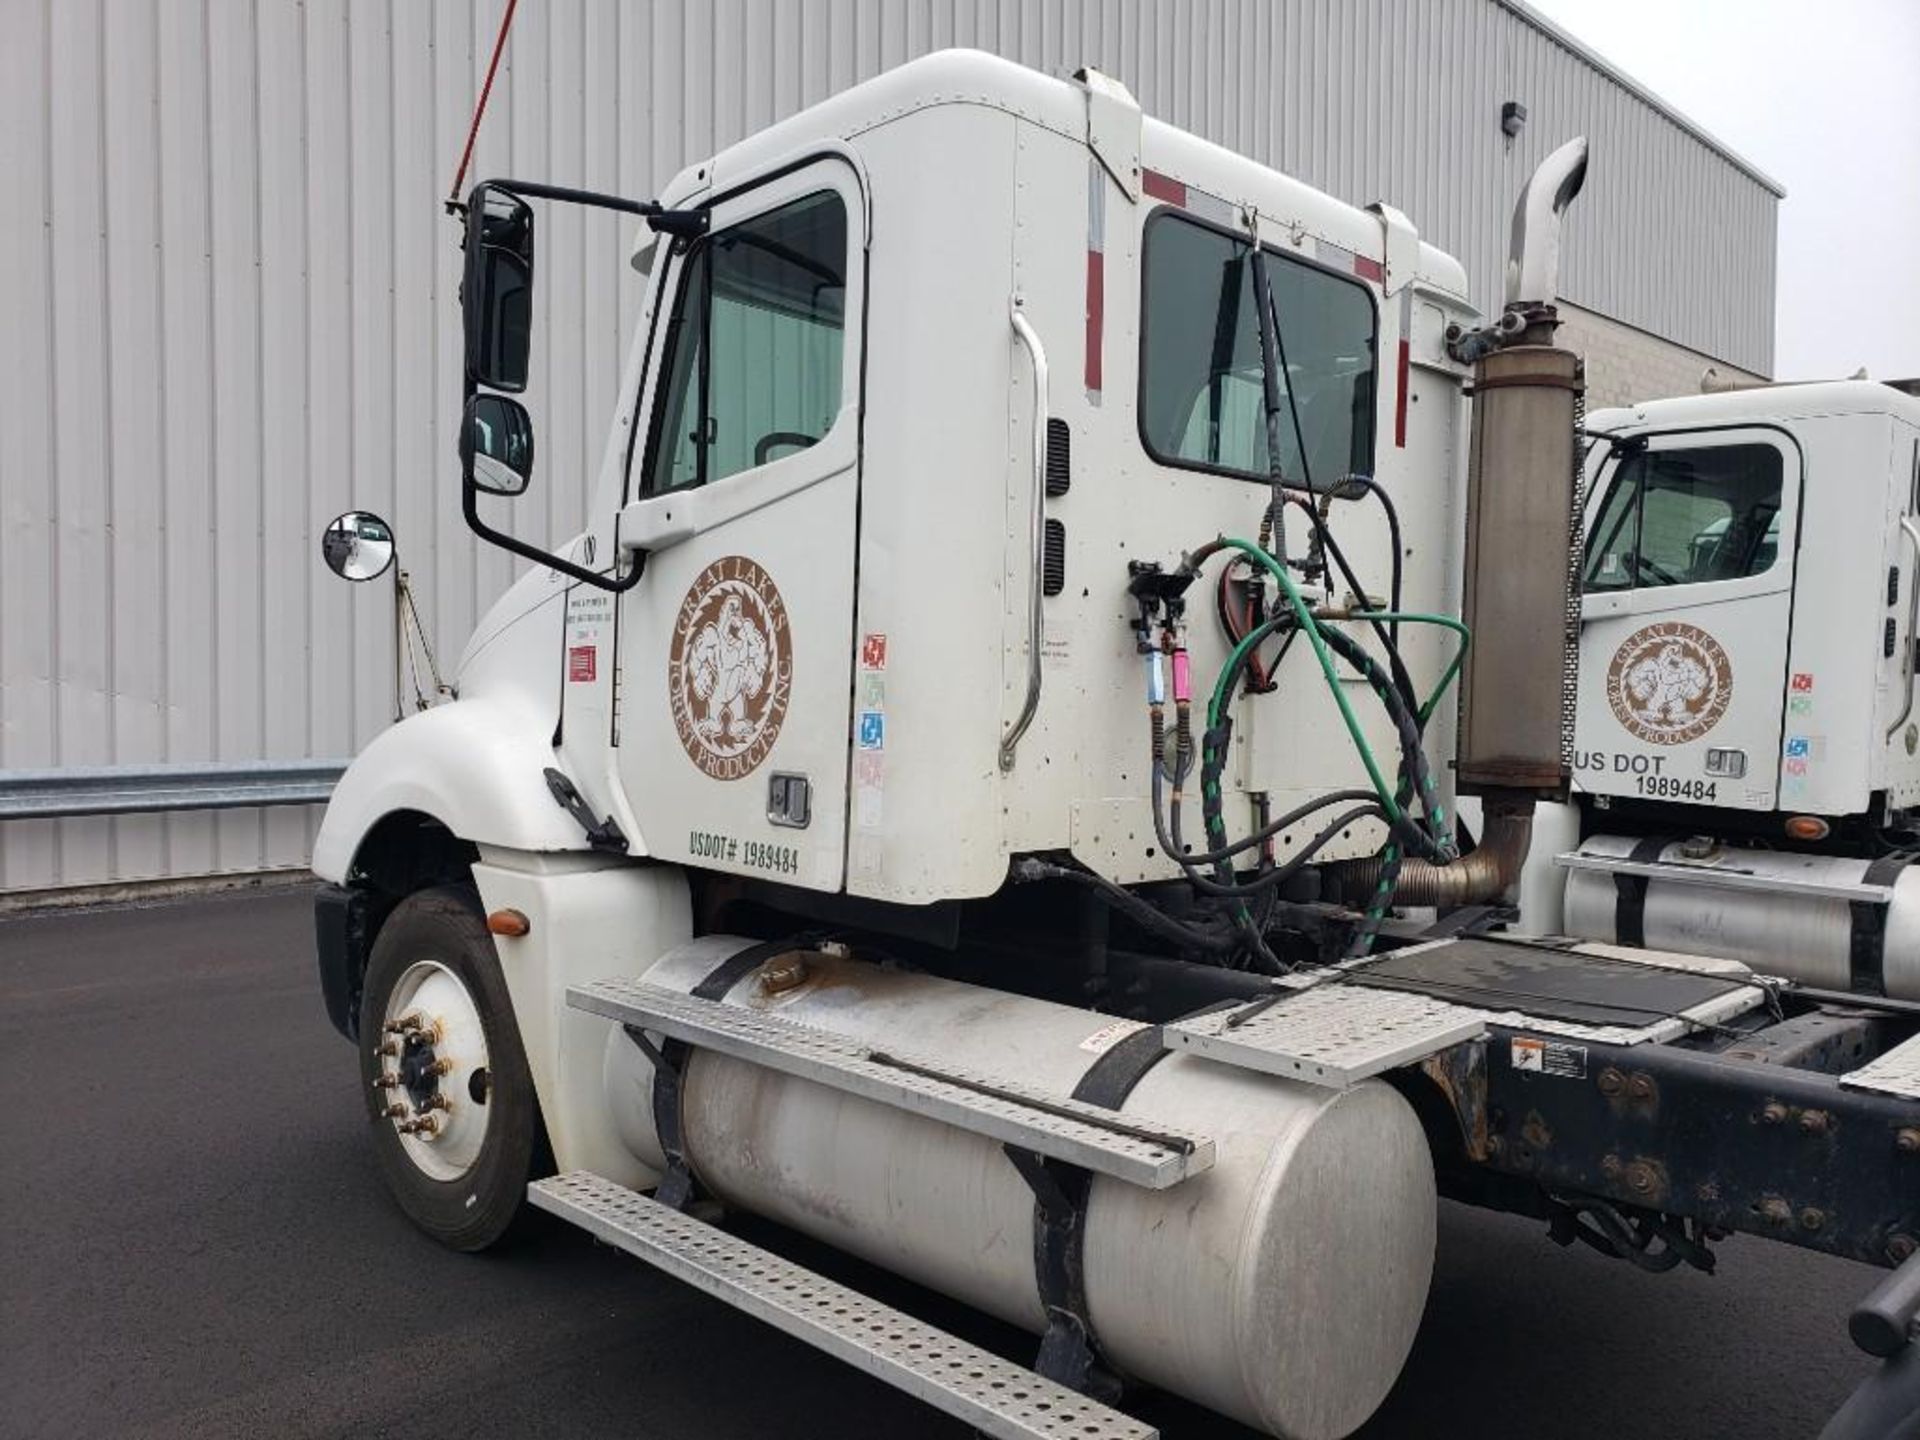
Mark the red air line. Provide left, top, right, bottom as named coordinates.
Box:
left=447, top=0, right=521, bottom=211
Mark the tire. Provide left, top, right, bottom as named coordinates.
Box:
left=357, top=884, right=546, bottom=1251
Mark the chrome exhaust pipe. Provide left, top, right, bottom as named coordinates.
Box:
left=1505, top=136, right=1589, bottom=312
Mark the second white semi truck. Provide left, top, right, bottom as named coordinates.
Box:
left=312, top=51, right=1920, bottom=1440
left=1522, top=379, right=1920, bottom=1009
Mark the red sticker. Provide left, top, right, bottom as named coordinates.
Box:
left=860, top=633, right=888, bottom=671
left=568, top=645, right=597, bottom=683
left=1790, top=672, right=1814, bottom=693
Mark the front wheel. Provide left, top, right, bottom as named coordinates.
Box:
left=357, top=885, right=545, bottom=1251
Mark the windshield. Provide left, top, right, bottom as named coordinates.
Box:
left=1139, top=213, right=1377, bottom=489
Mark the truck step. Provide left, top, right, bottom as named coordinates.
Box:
left=569, top=978, right=1213, bottom=1189
left=529, top=1171, right=1157, bottom=1440
left=1162, top=982, right=1489, bottom=1088
left=1841, top=1031, right=1920, bottom=1101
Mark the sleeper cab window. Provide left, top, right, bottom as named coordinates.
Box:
left=1583, top=443, right=1784, bottom=592
left=1139, top=211, right=1378, bottom=490
left=644, top=190, right=848, bottom=496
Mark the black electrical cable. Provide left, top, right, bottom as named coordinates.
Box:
left=1285, top=493, right=1418, bottom=715
left=1250, top=247, right=1315, bottom=495
left=1014, top=859, right=1239, bottom=957
left=1329, top=473, right=1405, bottom=634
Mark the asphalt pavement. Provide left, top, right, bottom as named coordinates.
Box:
left=0, top=887, right=1883, bottom=1439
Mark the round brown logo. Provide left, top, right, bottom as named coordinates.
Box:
left=667, top=556, right=792, bottom=780
left=1605, top=622, right=1732, bottom=745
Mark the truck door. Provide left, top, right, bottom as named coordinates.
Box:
left=612, top=158, right=864, bottom=891
left=1575, top=427, right=1801, bottom=810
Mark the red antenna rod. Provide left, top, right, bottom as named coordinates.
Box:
left=446, top=0, right=521, bottom=215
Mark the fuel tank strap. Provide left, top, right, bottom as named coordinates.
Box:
left=643, top=939, right=804, bottom=1210
left=1612, top=835, right=1673, bottom=947
left=1849, top=852, right=1917, bottom=998
left=1014, top=1021, right=1176, bottom=1398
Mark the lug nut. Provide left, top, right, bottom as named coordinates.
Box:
left=399, top=1115, right=440, bottom=1137
left=372, top=1073, right=401, bottom=1091
left=1800, top=1109, right=1833, bottom=1137
left=1897, top=1128, right=1920, bottom=1154
left=418, top=1093, right=451, bottom=1113
left=1759, top=1102, right=1788, bottom=1126
left=1597, top=1068, right=1625, bottom=1096
left=378, top=1041, right=400, bottom=1058
left=384, top=1013, right=423, bottom=1035
left=430, top=1058, right=455, bottom=1078
left=1625, top=1161, right=1657, bottom=1195
left=381, top=1103, right=408, bottom=1119
left=1627, top=1074, right=1656, bottom=1103
left=1800, top=1207, right=1827, bottom=1232
left=1758, top=1197, right=1793, bottom=1226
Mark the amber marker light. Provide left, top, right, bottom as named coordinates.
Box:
left=1783, top=815, right=1831, bottom=843
left=486, top=908, right=532, bottom=937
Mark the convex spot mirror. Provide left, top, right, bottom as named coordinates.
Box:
left=321, top=511, right=396, bottom=582
left=462, top=394, right=536, bottom=497
left=463, top=184, right=534, bottom=392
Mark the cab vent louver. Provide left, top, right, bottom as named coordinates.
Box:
left=1043, top=519, right=1066, bottom=597
left=1045, top=419, right=1071, bottom=497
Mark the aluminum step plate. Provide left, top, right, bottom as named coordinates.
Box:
left=531, top=1172, right=1156, bottom=1440
left=569, top=979, right=1213, bottom=1189
left=1841, top=1032, right=1920, bottom=1101
left=1162, top=983, right=1490, bottom=1088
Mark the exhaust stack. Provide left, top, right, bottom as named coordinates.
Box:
left=1340, top=141, right=1590, bottom=911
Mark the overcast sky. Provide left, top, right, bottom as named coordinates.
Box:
left=1526, top=0, right=1920, bottom=381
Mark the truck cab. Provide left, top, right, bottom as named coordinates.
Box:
left=1574, top=381, right=1920, bottom=823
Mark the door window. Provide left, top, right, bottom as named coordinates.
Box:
left=1583, top=443, right=1783, bottom=592
left=643, top=191, right=848, bottom=495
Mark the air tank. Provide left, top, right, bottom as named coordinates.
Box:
left=1565, top=833, right=1920, bottom=998
left=603, top=936, right=1437, bottom=1440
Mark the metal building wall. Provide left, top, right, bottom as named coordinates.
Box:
left=0, top=0, right=1778, bottom=891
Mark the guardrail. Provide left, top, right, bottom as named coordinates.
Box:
left=0, top=761, right=348, bottom=820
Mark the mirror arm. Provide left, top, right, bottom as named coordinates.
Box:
left=461, top=480, right=646, bottom=594
left=474, top=177, right=707, bottom=236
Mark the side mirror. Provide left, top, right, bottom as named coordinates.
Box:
left=461, top=394, right=535, bottom=497
left=321, top=510, right=397, bottom=582
left=463, top=184, right=534, bottom=392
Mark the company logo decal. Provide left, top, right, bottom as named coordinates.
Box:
left=1606, top=622, right=1733, bottom=746
left=668, top=556, right=792, bottom=780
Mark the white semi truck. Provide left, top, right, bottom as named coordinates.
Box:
left=1521, top=380, right=1920, bottom=1008
left=312, top=51, right=1920, bottom=1440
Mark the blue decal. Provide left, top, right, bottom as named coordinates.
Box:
left=1785, top=736, right=1810, bottom=758
left=857, top=711, right=886, bottom=750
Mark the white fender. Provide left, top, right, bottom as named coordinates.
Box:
left=470, top=850, right=691, bottom=1186
left=311, top=695, right=588, bottom=883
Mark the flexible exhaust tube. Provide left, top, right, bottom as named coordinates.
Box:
left=1330, top=796, right=1535, bottom=908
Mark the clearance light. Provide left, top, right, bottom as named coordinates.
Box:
left=1784, top=815, right=1831, bottom=843
left=486, top=908, right=532, bottom=937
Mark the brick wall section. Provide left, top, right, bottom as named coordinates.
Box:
left=1556, top=302, right=1769, bottom=410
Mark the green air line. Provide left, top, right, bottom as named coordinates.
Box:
left=1203, top=538, right=1406, bottom=822
left=1350, top=611, right=1470, bottom=726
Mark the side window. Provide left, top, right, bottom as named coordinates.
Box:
left=642, top=190, right=848, bottom=495
left=1139, top=213, right=1377, bottom=489
left=1583, top=443, right=1783, bottom=592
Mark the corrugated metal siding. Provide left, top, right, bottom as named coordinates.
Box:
left=0, top=0, right=1776, bottom=890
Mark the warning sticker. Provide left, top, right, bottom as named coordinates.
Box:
left=860, top=633, right=889, bottom=671
left=1511, top=1036, right=1587, bottom=1079
left=568, top=645, right=597, bottom=683
left=1078, top=1019, right=1147, bottom=1054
